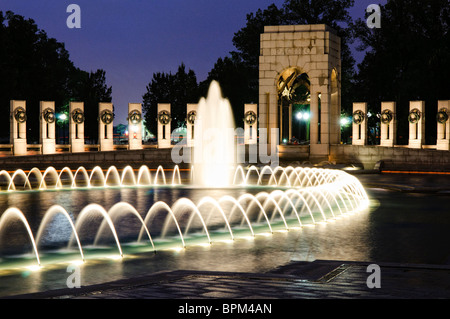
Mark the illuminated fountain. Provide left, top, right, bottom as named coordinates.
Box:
left=0, top=82, right=369, bottom=278
left=192, top=80, right=236, bottom=187
left=0, top=164, right=369, bottom=270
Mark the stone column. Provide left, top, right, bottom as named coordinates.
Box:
left=40, top=101, right=56, bottom=154
left=352, top=102, right=367, bottom=146
left=157, top=103, right=171, bottom=149
left=380, top=102, right=396, bottom=147
left=10, top=100, right=27, bottom=156
left=244, top=104, right=258, bottom=145
left=99, top=102, right=114, bottom=151
left=128, top=103, right=143, bottom=150
left=436, top=100, right=450, bottom=151
left=408, top=101, right=425, bottom=149
left=69, top=102, right=85, bottom=153
left=186, top=104, right=198, bottom=147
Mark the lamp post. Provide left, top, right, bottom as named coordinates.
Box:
left=58, top=113, right=68, bottom=144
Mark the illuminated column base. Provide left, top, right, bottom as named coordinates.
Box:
left=352, top=102, right=367, bottom=146
left=437, top=100, right=450, bottom=151
left=186, top=104, right=197, bottom=148
left=408, top=101, right=425, bottom=149
left=380, top=102, right=396, bottom=147
left=128, top=103, right=143, bottom=150
left=10, top=100, right=27, bottom=156
left=69, top=102, right=85, bottom=153
left=244, top=104, right=258, bottom=145
left=40, top=101, right=56, bottom=154
left=157, top=103, right=172, bottom=149
left=99, top=102, right=114, bottom=151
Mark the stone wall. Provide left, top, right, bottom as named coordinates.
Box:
left=0, top=148, right=180, bottom=171
left=330, top=144, right=450, bottom=172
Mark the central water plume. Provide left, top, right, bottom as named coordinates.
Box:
left=192, top=81, right=236, bottom=187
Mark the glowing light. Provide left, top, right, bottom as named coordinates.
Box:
left=58, top=114, right=67, bottom=121
left=296, top=112, right=303, bottom=120
left=340, top=118, right=349, bottom=126
left=26, top=265, right=41, bottom=272
left=303, top=112, right=310, bottom=120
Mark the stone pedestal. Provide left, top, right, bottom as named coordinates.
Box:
left=10, top=100, right=27, bottom=156
left=186, top=104, right=197, bottom=148
left=128, top=103, right=143, bottom=150
left=352, top=102, right=367, bottom=146
left=408, top=101, right=425, bottom=149
left=380, top=102, right=396, bottom=147
left=244, top=104, right=258, bottom=145
left=69, top=102, right=85, bottom=153
left=157, top=103, right=171, bottom=149
left=40, top=101, right=56, bottom=154
left=436, top=100, right=450, bottom=151
left=99, top=102, right=114, bottom=151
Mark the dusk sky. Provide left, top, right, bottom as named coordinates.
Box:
left=1, top=0, right=386, bottom=124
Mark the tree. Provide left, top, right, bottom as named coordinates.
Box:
left=70, top=69, right=112, bottom=144
left=199, top=54, right=256, bottom=128
left=0, top=11, right=112, bottom=143
left=142, top=63, right=200, bottom=137
left=351, top=0, right=450, bottom=144
left=215, top=0, right=357, bottom=122
left=0, top=11, right=74, bottom=142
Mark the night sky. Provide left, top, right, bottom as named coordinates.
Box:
left=1, top=0, right=386, bottom=124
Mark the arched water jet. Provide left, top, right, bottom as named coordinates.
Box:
left=0, top=208, right=41, bottom=266
left=269, top=190, right=302, bottom=227
left=234, top=193, right=273, bottom=233
left=193, top=196, right=234, bottom=240
left=269, top=167, right=290, bottom=187
left=69, top=204, right=123, bottom=258
left=139, top=201, right=185, bottom=248
left=253, top=192, right=289, bottom=230
left=35, top=205, right=85, bottom=262
left=154, top=165, right=167, bottom=185
left=0, top=170, right=14, bottom=191
left=105, top=166, right=121, bottom=187
left=257, top=166, right=275, bottom=186
left=57, top=167, right=75, bottom=189
left=245, top=166, right=261, bottom=185
left=90, top=166, right=106, bottom=187
left=40, top=167, right=62, bottom=190
left=10, top=169, right=32, bottom=191
left=172, top=165, right=181, bottom=186
left=284, top=189, right=316, bottom=224
left=120, top=166, right=136, bottom=186
left=93, top=202, right=155, bottom=252
left=72, top=167, right=90, bottom=188
left=219, top=196, right=255, bottom=237
left=166, top=198, right=211, bottom=244
left=232, top=165, right=246, bottom=185
left=26, top=168, right=44, bottom=190
left=137, top=165, right=151, bottom=186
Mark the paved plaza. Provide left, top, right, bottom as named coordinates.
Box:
left=6, top=260, right=449, bottom=299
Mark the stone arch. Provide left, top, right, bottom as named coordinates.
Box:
left=276, top=67, right=311, bottom=144
left=259, top=24, right=341, bottom=161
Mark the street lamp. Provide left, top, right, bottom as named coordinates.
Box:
left=58, top=113, right=68, bottom=144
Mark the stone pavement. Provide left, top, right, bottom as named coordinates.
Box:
left=5, top=260, right=450, bottom=299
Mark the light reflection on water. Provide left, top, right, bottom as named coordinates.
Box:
left=0, top=183, right=449, bottom=297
